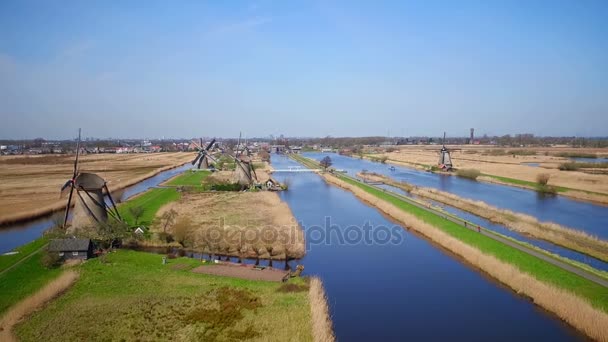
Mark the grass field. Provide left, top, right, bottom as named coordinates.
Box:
left=118, top=188, right=181, bottom=226
left=0, top=237, right=47, bottom=272
left=337, top=175, right=608, bottom=312
left=165, top=170, right=211, bottom=187
left=0, top=252, right=62, bottom=315
left=14, top=250, right=313, bottom=341
left=481, top=173, right=568, bottom=192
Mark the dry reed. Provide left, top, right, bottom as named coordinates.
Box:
left=411, top=187, right=608, bottom=262
left=0, top=270, right=79, bottom=342
left=309, top=277, right=335, bottom=342
left=358, top=171, right=608, bottom=262
left=322, top=174, right=608, bottom=341
left=0, top=159, right=189, bottom=225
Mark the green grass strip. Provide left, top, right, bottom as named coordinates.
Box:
left=338, top=175, right=608, bottom=312
left=118, top=188, right=181, bottom=227
left=0, top=237, right=48, bottom=272
left=165, top=170, right=210, bottom=187
left=0, top=252, right=62, bottom=315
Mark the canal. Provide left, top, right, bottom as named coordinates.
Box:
left=304, top=152, right=608, bottom=240
left=271, top=155, right=583, bottom=341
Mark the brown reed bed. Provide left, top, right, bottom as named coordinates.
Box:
left=309, top=277, right=335, bottom=342
left=0, top=158, right=190, bottom=226
left=322, top=174, right=608, bottom=341
left=411, top=187, right=608, bottom=262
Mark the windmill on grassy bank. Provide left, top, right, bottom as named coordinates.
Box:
left=61, top=129, right=122, bottom=232
left=191, top=138, right=217, bottom=170
left=437, top=132, right=459, bottom=171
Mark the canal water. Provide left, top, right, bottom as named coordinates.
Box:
left=304, top=152, right=608, bottom=240
left=372, top=181, right=608, bottom=272
left=571, top=157, right=608, bottom=164
left=271, top=155, right=582, bottom=341
left=0, top=163, right=192, bottom=254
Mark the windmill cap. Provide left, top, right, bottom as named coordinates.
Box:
left=74, top=173, right=106, bottom=190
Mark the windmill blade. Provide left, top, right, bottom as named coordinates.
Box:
left=63, top=128, right=81, bottom=228
left=205, top=138, right=216, bottom=151
left=191, top=139, right=203, bottom=150
left=236, top=132, right=242, bottom=155
left=192, top=153, right=202, bottom=165
left=72, top=128, right=81, bottom=179
left=206, top=154, right=218, bottom=163
left=63, top=183, right=75, bottom=227
left=60, top=180, right=73, bottom=193
left=250, top=162, right=258, bottom=181
left=197, top=154, right=204, bottom=169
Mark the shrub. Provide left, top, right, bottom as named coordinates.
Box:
left=455, top=169, right=481, bottom=180
left=508, top=150, right=536, bottom=156
left=484, top=149, right=507, bottom=156
left=41, top=250, right=62, bottom=269
left=536, top=173, right=550, bottom=185
left=555, top=152, right=597, bottom=159
left=172, top=217, right=193, bottom=246
left=537, top=184, right=557, bottom=195
left=558, top=163, right=579, bottom=171
left=379, top=156, right=388, bottom=164
left=158, top=232, right=174, bottom=243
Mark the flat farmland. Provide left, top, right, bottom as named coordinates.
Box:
left=0, top=153, right=193, bottom=224
left=376, top=146, right=608, bottom=203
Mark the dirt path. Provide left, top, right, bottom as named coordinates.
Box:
left=192, top=263, right=289, bottom=282
left=0, top=270, right=79, bottom=342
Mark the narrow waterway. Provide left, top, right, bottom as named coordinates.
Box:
left=271, top=155, right=583, bottom=341
left=374, top=182, right=608, bottom=272
left=0, top=163, right=192, bottom=254
left=304, top=152, right=608, bottom=240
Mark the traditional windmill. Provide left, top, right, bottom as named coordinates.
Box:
left=191, top=138, right=217, bottom=169
left=225, top=137, right=258, bottom=187
left=437, top=132, right=459, bottom=171
left=61, top=129, right=122, bottom=232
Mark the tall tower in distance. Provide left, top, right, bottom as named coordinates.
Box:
left=470, top=128, right=475, bottom=144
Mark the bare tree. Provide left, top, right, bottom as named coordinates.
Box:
left=158, top=209, right=178, bottom=233
left=128, top=205, right=145, bottom=226
left=320, top=156, right=332, bottom=170
left=172, top=217, right=193, bottom=247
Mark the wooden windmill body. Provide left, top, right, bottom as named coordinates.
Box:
left=62, top=129, right=122, bottom=233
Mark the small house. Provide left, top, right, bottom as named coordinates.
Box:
left=48, top=238, right=94, bottom=260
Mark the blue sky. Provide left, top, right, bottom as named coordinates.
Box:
left=0, top=0, right=607, bottom=139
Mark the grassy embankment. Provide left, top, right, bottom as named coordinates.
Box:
left=340, top=175, right=608, bottom=307
left=119, top=171, right=209, bottom=226
left=293, top=155, right=608, bottom=310
left=0, top=252, right=63, bottom=316
left=0, top=170, right=200, bottom=315
left=14, top=250, right=314, bottom=341
left=164, top=170, right=211, bottom=187
left=357, top=171, right=608, bottom=264
left=0, top=237, right=48, bottom=272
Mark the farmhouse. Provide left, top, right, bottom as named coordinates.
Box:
left=48, top=238, right=94, bottom=260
